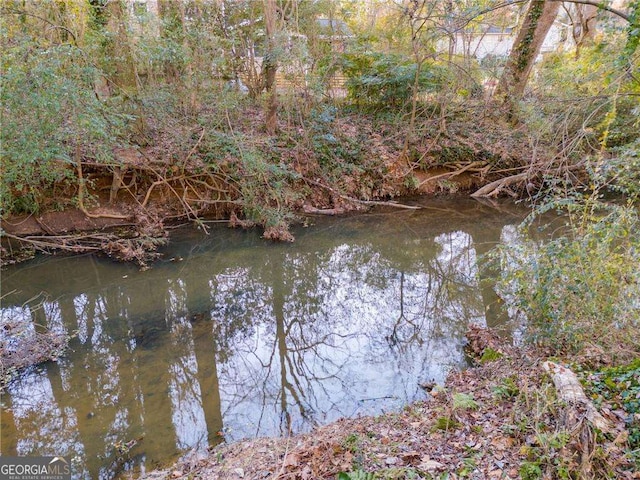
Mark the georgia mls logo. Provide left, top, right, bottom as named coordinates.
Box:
left=0, top=456, right=71, bottom=480
left=49, top=457, right=69, bottom=472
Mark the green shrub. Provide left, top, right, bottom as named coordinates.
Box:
left=496, top=199, right=639, bottom=356
left=479, top=347, right=503, bottom=363
left=605, top=139, right=640, bottom=197
left=341, top=52, right=443, bottom=109
left=519, top=461, right=542, bottom=480
left=308, top=106, right=364, bottom=173
left=0, top=38, right=127, bottom=215
left=586, top=359, right=640, bottom=455
left=228, top=140, right=301, bottom=233
left=493, top=151, right=640, bottom=357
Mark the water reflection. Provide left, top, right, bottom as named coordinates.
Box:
left=1, top=198, right=529, bottom=479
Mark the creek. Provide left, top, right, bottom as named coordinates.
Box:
left=1, top=197, right=533, bottom=479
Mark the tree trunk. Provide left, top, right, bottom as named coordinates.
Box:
left=572, top=4, right=598, bottom=57
left=158, top=0, right=182, bottom=83
left=105, top=0, right=139, bottom=96
left=495, top=0, right=560, bottom=102
left=263, top=0, right=278, bottom=135
left=158, top=0, right=197, bottom=112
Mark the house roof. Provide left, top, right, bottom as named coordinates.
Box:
left=485, top=25, right=514, bottom=34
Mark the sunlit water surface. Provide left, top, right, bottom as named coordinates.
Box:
left=1, top=197, right=532, bottom=479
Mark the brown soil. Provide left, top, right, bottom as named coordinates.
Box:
left=0, top=163, right=479, bottom=266
left=139, top=327, right=637, bottom=480
left=2, top=207, right=134, bottom=236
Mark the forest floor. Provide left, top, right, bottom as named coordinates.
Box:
left=140, top=327, right=639, bottom=480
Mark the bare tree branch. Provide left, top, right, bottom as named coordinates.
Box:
left=0, top=8, right=78, bottom=44
left=454, top=0, right=629, bottom=35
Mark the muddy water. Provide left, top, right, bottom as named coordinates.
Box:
left=1, top=198, right=530, bottom=479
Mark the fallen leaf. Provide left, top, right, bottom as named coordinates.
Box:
left=491, top=436, right=514, bottom=451
left=283, top=453, right=299, bottom=468
left=400, top=451, right=421, bottom=461
left=300, top=465, right=313, bottom=480
left=418, top=459, right=444, bottom=471
left=233, top=468, right=244, bottom=478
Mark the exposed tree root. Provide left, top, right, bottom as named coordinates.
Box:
left=76, top=147, right=129, bottom=220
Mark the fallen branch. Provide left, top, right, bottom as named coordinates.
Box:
left=542, top=361, right=615, bottom=435
left=1, top=316, right=70, bottom=391
left=1, top=231, right=103, bottom=252
left=348, top=198, right=421, bottom=210
left=418, top=161, right=487, bottom=187
left=470, top=172, right=530, bottom=198
left=302, top=205, right=347, bottom=215
left=303, top=177, right=421, bottom=210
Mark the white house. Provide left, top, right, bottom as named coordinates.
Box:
left=441, top=21, right=574, bottom=61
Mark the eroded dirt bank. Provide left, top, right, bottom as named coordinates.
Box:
left=1, top=110, right=540, bottom=266
left=139, top=327, right=637, bottom=480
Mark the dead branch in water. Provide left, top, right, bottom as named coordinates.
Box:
left=418, top=161, right=488, bottom=188
left=1, top=226, right=165, bottom=267
left=350, top=199, right=421, bottom=210
left=471, top=172, right=530, bottom=198
left=2, top=231, right=104, bottom=252
left=303, top=177, right=422, bottom=210
left=302, top=205, right=347, bottom=215
left=1, top=314, right=70, bottom=391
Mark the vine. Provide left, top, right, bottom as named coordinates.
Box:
left=514, top=1, right=545, bottom=73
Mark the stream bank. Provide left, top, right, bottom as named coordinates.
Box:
left=1, top=109, right=537, bottom=267
left=140, top=327, right=638, bottom=480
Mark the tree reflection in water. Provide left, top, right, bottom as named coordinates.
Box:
left=0, top=198, right=531, bottom=479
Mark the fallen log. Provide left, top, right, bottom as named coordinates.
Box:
left=470, top=172, right=529, bottom=198
left=542, top=361, right=615, bottom=434
left=303, top=177, right=422, bottom=211
left=302, top=205, right=347, bottom=215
